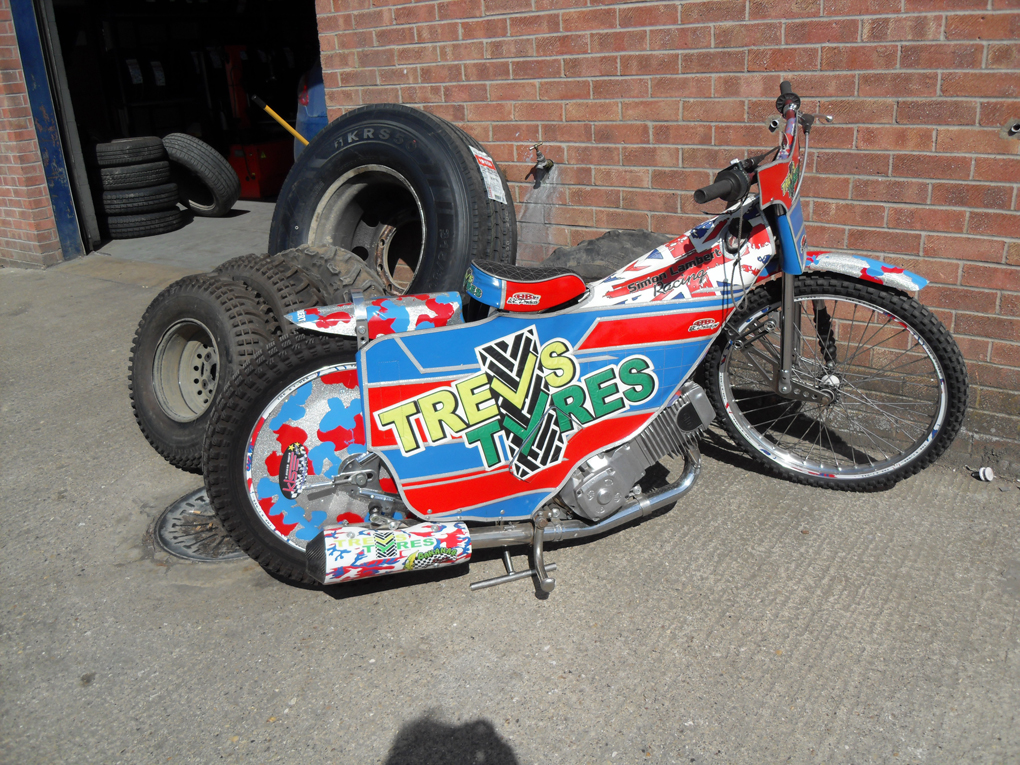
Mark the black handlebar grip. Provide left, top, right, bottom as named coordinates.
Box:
left=252, top=94, right=267, bottom=109
left=779, top=80, right=793, bottom=96
left=694, top=178, right=734, bottom=205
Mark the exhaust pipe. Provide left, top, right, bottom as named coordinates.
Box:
left=305, top=442, right=701, bottom=584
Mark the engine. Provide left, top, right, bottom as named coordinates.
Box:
left=558, top=381, right=715, bottom=522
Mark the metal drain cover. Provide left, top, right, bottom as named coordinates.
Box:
left=155, top=488, right=247, bottom=562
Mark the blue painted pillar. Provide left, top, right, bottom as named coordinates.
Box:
left=10, top=0, right=84, bottom=260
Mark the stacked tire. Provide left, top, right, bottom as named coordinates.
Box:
left=132, top=105, right=517, bottom=472
left=93, top=137, right=185, bottom=239
left=130, top=246, right=387, bottom=472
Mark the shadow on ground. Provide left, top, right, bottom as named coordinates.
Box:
left=384, top=712, right=519, bottom=765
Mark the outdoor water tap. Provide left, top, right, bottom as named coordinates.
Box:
left=526, top=143, right=555, bottom=188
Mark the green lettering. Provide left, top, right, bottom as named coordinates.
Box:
left=418, top=389, right=468, bottom=442
left=619, top=357, right=657, bottom=403
left=551, top=385, right=594, bottom=432
left=585, top=368, right=625, bottom=419
left=396, top=541, right=409, bottom=550
left=464, top=419, right=503, bottom=467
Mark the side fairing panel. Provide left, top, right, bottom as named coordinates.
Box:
left=359, top=213, right=777, bottom=522
left=804, top=251, right=928, bottom=293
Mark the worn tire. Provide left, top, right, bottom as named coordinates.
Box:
left=129, top=273, right=272, bottom=472
left=269, top=103, right=516, bottom=296
left=704, top=275, right=969, bottom=491
left=214, top=253, right=325, bottom=335
left=90, top=137, right=166, bottom=167
left=103, top=208, right=186, bottom=239
left=204, top=333, right=361, bottom=584
left=100, top=183, right=180, bottom=215
left=99, top=161, right=171, bottom=191
left=277, top=244, right=387, bottom=304
left=163, top=133, right=241, bottom=217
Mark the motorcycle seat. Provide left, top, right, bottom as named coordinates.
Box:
left=465, top=259, right=587, bottom=312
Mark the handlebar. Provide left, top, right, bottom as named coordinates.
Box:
left=693, top=177, right=739, bottom=205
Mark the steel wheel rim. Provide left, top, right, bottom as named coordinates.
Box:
left=719, top=293, right=948, bottom=480
left=307, top=164, right=424, bottom=294
left=152, top=319, right=219, bottom=422
left=243, top=363, right=367, bottom=550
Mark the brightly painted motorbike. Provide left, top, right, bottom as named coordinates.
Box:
left=204, top=82, right=967, bottom=592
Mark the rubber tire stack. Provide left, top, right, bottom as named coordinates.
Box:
left=130, top=246, right=387, bottom=472
left=93, top=137, right=185, bottom=239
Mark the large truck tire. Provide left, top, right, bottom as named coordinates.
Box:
left=268, top=103, right=516, bottom=296
left=162, top=133, right=241, bottom=217
left=129, top=273, right=272, bottom=472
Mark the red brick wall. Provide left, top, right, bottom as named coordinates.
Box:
left=316, top=0, right=1019, bottom=458
left=0, top=1, right=61, bottom=268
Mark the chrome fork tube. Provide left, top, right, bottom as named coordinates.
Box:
left=777, top=272, right=797, bottom=395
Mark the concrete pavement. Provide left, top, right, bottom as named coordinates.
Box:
left=1, top=251, right=1018, bottom=764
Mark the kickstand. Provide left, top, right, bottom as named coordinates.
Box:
left=469, top=521, right=558, bottom=592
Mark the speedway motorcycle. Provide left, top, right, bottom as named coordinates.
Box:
left=203, top=82, right=967, bottom=591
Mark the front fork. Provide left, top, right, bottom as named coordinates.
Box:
left=777, top=272, right=799, bottom=396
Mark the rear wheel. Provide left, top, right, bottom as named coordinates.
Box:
left=705, top=275, right=968, bottom=490
left=204, top=334, right=372, bottom=583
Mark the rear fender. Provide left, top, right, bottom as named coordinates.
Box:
left=804, top=251, right=927, bottom=293
left=284, top=292, right=464, bottom=339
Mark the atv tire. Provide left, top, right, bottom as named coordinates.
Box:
left=543, top=229, right=674, bottom=282
left=129, top=273, right=272, bottom=472
left=277, top=244, right=387, bottom=304
left=268, top=103, right=516, bottom=295
left=214, top=253, right=325, bottom=335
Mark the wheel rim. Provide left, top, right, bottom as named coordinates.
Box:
left=243, top=363, right=372, bottom=550
left=307, top=164, right=424, bottom=294
left=720, top=293, right=948, bottom=480
left=152, top=320, right=219, bottom=422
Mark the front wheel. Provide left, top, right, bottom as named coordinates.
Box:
left=704, top=275, right=968, bottom=490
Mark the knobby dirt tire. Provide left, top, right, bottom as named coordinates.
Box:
left=543, top=229, right=674, bottom=282
left=100, top=183, right=180, bottom=215
left=103, top=208, right=186, bottom=239
left=90, top=137, right=166, bottom=167
left=277, top=244, right=387, bottom=304
left=214, top=253, right=325, bottom=335
left=204, top=333, right=360, bottom=584
left=268, top=103, right=516, bottom=296
left=704, top=274, right=968, bottom=491
left=129, top=273, right=272, bottom=472
left=162, top=133, right=241, bottom=217
left=99, top=161, right=171, bottom=191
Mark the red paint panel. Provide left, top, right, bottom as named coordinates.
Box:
left=502, top=274, right=587, bottom=312
left=578, top=308, right=728, bottom=350
left=403, top=412, right=651, bottom=516
left=367, top=379, right=457, bottom=446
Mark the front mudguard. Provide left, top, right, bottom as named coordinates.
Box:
left=803, top=251, right=927, bottom=293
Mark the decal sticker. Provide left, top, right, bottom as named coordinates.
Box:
left=463, top=269, right=483, bottom=299
left=506, top=292, right=540, bottom=306
left=373, top=326, right=659, bottom=479
left=689, top=317, right=720, bottom=332
left=470, top=147, right=507, bottom=205
left=320, top=522, right=471, bottom=584
left=279, top=442, right=309, bottom=499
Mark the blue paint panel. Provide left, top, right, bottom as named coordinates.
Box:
left=443, top=491, right=552, bottom=520
left=465, top=263, right=504, bottom=308
left=776, top=207, right=803, bottom=276
left=10, top=0, right=83, bottom=259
